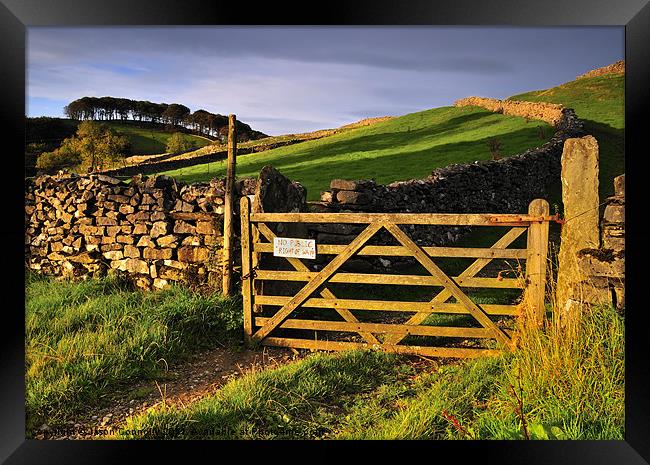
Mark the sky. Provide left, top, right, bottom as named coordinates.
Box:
left=27, top=27, right=623, bottom=135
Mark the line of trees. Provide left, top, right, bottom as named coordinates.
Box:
left=63, top=96, right=265, bottom=141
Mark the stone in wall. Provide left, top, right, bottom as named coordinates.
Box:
left=252, top=165, right=307, bottom=214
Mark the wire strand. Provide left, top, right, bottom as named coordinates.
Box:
left=560, top=200, right=610, bottom=225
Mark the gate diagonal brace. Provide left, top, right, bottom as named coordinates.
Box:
left=255, top=223, right=380, bottom=345
left=382, top=222, right=513, bottom=349
left=251, top=222, right=383, bottom=344
left=384, top=226, right=526, bottom=346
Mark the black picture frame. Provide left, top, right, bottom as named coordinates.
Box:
left=2, top=1, right=648, bottom=463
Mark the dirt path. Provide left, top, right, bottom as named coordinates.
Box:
left=35, top=346, right=304, bottom=440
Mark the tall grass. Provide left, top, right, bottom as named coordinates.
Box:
left=475, top=295, right=624, bottom=439
left=25, top=273, right=241, bottom=432
left=333, top=355, right=504, bottom=439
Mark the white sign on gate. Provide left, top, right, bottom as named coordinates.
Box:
left=273, top=237, right=316, bottom=259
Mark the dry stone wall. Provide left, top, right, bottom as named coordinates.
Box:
left=313, top=109, right=584, bottom=249
left=25, top=173, right=257, bottom=290
left=25, top=167, right=307, bottom=290
left=576, top=60, right=624, bottom=79
left=100, top=139, right=303, bottom=178
left=575, top=174, right=625, bottom=312
left=454, top=97, right=565, bottom=127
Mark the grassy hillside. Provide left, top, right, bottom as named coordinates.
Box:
left=157, top=73, right=623, bottom=201
left=51, top=119, right=212, bottom=156
left=107, top=122, right=211, bottom=155
left=151, top=118, right=396, bottom=164
left=509, top=73, right=624, bottom=197
left=161, top=106, right=553, bottom=201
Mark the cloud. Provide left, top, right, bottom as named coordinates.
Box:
left=26, top=26, right=624, bottom=134
left=28, top=27, right=518, bottom=74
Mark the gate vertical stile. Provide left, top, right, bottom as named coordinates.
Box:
left=239, top=196, right=254, bottom=346
left=525, top=198, right=550, bottom=328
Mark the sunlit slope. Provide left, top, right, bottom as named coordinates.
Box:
left=509, top=73, right=623, bottom=129
left=107, top=122, right=212, bottom=155
left=509, top=73, right=624, bottom=196
left=59, top=119, right=212, bottom=156
left=162, top=106, right=553, bottom=201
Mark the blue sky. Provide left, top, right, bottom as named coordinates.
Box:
left=27, top=27, right=623, bottom=135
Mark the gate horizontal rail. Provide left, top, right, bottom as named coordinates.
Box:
left=253, top=242, right=528, bottom=259
left=254, top=317, right=515, bottom=338
left=250, top=212, right=558, bottom=225
left=239, top=197, right=551, bottom=358
left=253, top=270, right=523, bottom=288
left=252, top=296, right=519, bottom=315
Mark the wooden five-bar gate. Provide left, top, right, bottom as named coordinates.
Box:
left=239, top=197, right=554, bottom=358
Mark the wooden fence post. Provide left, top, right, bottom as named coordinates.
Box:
left=222, top=114, right=237, bottom=296
left=240, top=196, right=253, bottom=346
left=525, top=198, right=550, bottom=327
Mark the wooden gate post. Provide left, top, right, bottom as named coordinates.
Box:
left=240, top=196, right=253, bottom=346
left=525, top=198, right=550, bottom=327
left=222, top=114, right=237, bottom=296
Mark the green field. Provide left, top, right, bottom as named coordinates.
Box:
left=59, top=119, right=212, bottom=156
left=509, top=73, right=624, bottom=197
left=107, top=122, right=211, bottom=155
left=161, top=106, right=553, bottom=200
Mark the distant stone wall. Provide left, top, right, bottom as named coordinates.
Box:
left=313, top=108, right=584, bottom=248
left=101, top=139, right=305, bottom=178
left=25, top=173, right=250, bottom=289
left=576, top=60, right=624, bottom=79
left=454, top=96, right=565, bottom=127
